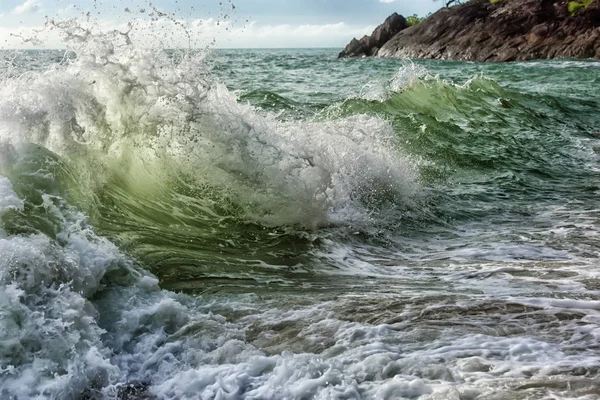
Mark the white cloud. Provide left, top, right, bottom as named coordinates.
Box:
left=189, top=19, right=375, bottom=48
left=379, top=0, right=396, bottom=3
left=12, top=0, right=41, bottom=15
left=0, top=16, right=375, bottom=49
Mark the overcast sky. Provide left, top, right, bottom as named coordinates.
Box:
left=0, top=0, right=442, bottom=49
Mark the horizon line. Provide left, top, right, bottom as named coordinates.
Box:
left=0, top=46, right=345, bottom=51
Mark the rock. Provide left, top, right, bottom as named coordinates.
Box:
left=346, top=0, right=600, bottom=62
left=338, top=13, right=408, bottom=58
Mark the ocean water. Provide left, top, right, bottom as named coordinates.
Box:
left=2, top=31, right=600, bottom=400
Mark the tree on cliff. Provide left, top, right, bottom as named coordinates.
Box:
left=436, top=0, right=463, bottom=7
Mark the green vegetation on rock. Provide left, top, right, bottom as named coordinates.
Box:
left=406, top=14, right=425, bottom=26
left=568, top=0, right=593, bottom=15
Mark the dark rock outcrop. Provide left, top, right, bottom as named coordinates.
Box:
left=343, top=0, right=600, bottom=62
left=338, top=13, right=408, bottom=58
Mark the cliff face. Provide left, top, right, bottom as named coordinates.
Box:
left=338, top=13, right=407, bottom=58
left=341, top=0, right=600, bottom=62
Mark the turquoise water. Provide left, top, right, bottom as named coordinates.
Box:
left=1, top=40, right=600, bottom=399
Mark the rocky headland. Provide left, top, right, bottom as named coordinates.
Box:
left=339, top=0, right=600, bottom=62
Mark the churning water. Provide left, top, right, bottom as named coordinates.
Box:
left=2, top=16, right=600, bottom=400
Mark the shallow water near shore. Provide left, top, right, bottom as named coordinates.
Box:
left=2, top=39, right=600, bottom=399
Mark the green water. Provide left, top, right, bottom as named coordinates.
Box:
left=89, top=50, right=600, bottom=292
left=2, top=46, right=600, bottom=399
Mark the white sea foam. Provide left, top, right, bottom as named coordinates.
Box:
left=0, top=176, right=23, bottom=215
left=0, top=196, right=119, bottom=397
left=0, top=22, right=419, bottom=398
left=0, top=25, right=418, bottom=230
left=1, top=185, right=599, bottom=398
left=1, top=12, right=600, bottom=400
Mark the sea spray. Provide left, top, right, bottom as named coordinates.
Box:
left=0, top=16, right=419, bottom=399
left=0, top=170, right=121, bottom=397
left=1, top=7, right=600, bottom=399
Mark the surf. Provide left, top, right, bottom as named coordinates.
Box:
left=2, top=10, right=600, bottom=399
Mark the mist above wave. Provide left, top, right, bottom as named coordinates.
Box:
left=1, top=18, right=419, bottom=231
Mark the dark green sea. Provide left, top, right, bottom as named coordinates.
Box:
left=1, top=42, right=600, bottom=399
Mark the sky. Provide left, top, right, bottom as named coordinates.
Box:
left=0, top=0, right=442, bottom=49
